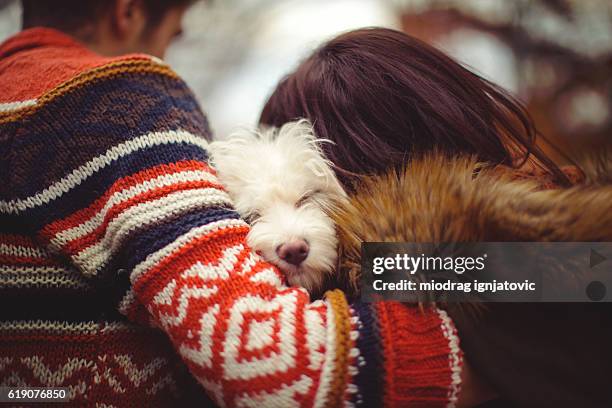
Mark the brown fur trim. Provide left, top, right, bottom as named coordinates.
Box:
left=333, top=152, right=612, bottom=300
left=576, top=145, right=612, bottom=184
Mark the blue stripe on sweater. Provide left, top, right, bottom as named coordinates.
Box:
left=3, top=71, right=210, bottom=199
left=352, top=301, right=384, bottom=407
left=115, top=207, right=241, bottom=273
left=0, top=143, right=210, bottom=233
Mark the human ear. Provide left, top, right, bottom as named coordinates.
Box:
left=111, top=0, right=147, bottom=40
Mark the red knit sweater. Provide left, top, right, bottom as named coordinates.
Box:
left=0, top=28, right=462, bottom=407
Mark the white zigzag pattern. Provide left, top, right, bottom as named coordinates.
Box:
left=239, top=251, right=258, bottom=275
left=153, top=244, right=244, bottom=328
left=2, top=353, right=176, bottom=400
left=249, top=267, right=284, bottom=287
left=0, top=357, right=13, bottom=371
left=146, top=373, right=177, bottom=396
left=0, top=372, right=27, bottom=387
left=0, top=129, right=209, bottom=214
left=157, top=284, right=219, bottom=329
left=181, top=244, right=244, bottom=282
left=113, top=355, right=167, bottom=388
left=20, top=356, right=94, bottom=386
left=100, top=366, right=127, bottom=393
left=239, top=251, right=284, bottom=287
left=94, top=354, right=175, bottom=395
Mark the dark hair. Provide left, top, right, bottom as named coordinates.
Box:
left=21, top=0, right=195, bottom=32
left=260, top=27, right=569, bottom=187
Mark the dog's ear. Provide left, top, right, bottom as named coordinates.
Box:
left=206, top=137, right=254, bottom=215
left=207, top=126, right=266, bottom=187
left=275, top=120, right=348, bottom=201
left=207, top=129, right=254, bottom=167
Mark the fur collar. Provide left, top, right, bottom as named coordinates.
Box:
left=333, top=152, right=612, bottom=299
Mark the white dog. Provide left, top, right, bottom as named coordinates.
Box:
left=208, top=120, right=346, bottom=294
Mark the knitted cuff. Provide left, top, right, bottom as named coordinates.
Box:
left=375, top=302, right=462, bottom=408
left=324, top=289, right=355, bottom=408
left=352, top=301, right=384, bottom=407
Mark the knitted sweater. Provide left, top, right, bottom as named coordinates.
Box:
left=0, top=28, right=462, bottom=407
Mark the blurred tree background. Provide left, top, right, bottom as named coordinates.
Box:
left=1, top=0, right=610, bottom=161
left=393, top=0, right=612, bottom=162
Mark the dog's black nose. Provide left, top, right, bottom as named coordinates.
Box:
left=277, top=239, right=309, bottom=266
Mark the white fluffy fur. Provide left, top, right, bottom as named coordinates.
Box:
left=208, top=120, right=346, bottom=293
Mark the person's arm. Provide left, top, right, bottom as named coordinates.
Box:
left=5, top=62, right=463, bottom=407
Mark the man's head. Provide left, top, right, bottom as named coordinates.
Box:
left=21, top=0, right=196, bottom=58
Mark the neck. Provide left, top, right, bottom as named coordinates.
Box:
left=22, top=22, right=125, bottom=57
left=72, top=24, right=122, bottom=57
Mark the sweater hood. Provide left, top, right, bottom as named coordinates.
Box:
left=333, top=151, right=612, bottom=299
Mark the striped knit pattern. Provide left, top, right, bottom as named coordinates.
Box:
left=0, top=28, right=461, bottom=407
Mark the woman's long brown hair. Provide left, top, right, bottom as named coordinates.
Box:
left=260, top=27, right=569, bottom=188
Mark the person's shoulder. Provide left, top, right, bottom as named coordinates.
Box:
left=0, top=28, right=186, bottom=120
left=0, top=29, right=210, bottom=182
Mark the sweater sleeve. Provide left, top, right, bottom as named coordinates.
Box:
left=3, top=63, right=461, bottom=407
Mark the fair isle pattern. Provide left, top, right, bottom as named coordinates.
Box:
left=2, top=356, right=92, bottom=399
left=132, top=229, right=334, bottom=407
left=1, top=28, right=460, bottom=407
left=0, top=320, right=208, bottom=406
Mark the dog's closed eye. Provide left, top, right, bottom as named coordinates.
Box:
left=295, top=190, right=322, bottom=208
left=245, top=210, right=261, bottom=224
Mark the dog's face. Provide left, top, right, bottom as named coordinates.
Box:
left=209, top=120, right=346, bottom=294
